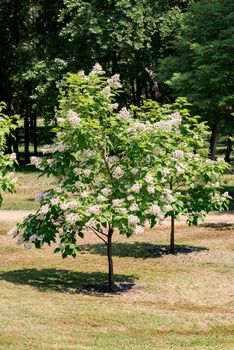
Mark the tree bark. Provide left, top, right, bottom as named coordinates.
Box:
left=136, top=77, right=143, bottom=107
left=224, top=133, right=232, bottom=163
left=107, top=226, right=114, bottom=292
left=169, top=182, right=175, bottom=254
left=24, top=114, right=30, bottom=164
left=145, top=68, right=160, bottom=101
left=33, top=111, right=38, bottom=156
left=169, top=215, right=175, bottom=254
left=209, top=122, right=219, bottom=160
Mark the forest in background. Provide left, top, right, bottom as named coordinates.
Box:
left=0, top=0, right=233, bottom=164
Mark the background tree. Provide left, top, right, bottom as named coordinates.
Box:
left=159, top=0, right=234, bottom=160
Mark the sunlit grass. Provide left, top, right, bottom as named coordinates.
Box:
left=0, top=222, right=234, bottom=349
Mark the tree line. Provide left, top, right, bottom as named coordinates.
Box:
left=0, top=0, right=233, bottom=164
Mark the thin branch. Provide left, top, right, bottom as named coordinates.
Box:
left=91, top=225, right=108, bottom=237
left=88, top=226, right=107, bottom=244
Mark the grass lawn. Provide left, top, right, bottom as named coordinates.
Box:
left=0, top=221, right=234, bottom=349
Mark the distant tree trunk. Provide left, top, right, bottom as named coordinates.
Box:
left=111, top=51, right=118, bottom=74
left=224, top=133, right=233, bottom=163
left=33, top=111, right=38, bottom=156
left=107, top=226, right=114, bottom=292
left=131, top=80, right=136, bottom=105
left=136, top=77, right=143, bottom=107
left=209, top=122, right=219, bottom=160
left=24, top=114, right=30, bottom=164
left=0, top=41, right=14, bottom=153
left=145, top=68, right=160, bottom=101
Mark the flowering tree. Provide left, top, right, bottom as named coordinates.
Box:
left=14, top=66, right=229, bottom=291
left=135, top=99, right=230, bottom=253
left=0, top=102, right=19, bottom=208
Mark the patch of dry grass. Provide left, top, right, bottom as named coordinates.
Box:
left=0, top=221, right=234, bottom=349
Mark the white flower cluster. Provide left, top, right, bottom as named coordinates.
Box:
left=155, top=111, right=182, bottom=132
left=112, top=166, right=124, bottom=179
left=50, top=197, right=60, bottom=206
left=42, top=143, right=67, bottom=154
left=107, top=155, right=119, bottom=165
left=82, top=150, right=95, bottom=158
left=5, top=172, right=17, bottom=184
left=97, top=195, right=107, bottom=203
left=149, top=204, right=161, bottom=216
left=117, top=107, right=130, bottom=120
left=130, top=167, right=139, bottom=175
left=145, top=175, right=154, bottom=183
left=8, top=226, right=18, bottom=238
left=107, top=74, right=122, bottom=88
left=75, top=180, right=83, bottom=188
left=109, top=103, right=119, bottom=112
left=101, top=188, right=112, bottom=196
left=57, top=117, right=65, bottom=123
left=65, top=213, right=79, bottom=224
left=29, top=234, right=43, bottom=243
left=60, top=201, right=78, bottom=211
left=112, top=199, right=124, bottom=207
left=128, top=214, right=140, bottom=226
left=173, top=150, right=184, bottom=159
left=147, top=186, right=155, bottom=194
left=163, top=204, right=173, bottom=213
left=101, top=85, right=111, bottom=97
left=86, top=205, right=101, bottom=216
left=90, top=63, right=105, bottom=75
left=127, top=214, right=144, bottom=234
left=30, top=156, right=42, bottom=169
left=164, top=189, right=174, bottom=203
left=129, top=203, right=138, bottom=211
left=67, top=110, right=81, bottom=126
left=130, top=183, right=141, bottom=193
left=16, top=235, right=32, bottom=249
left=9, top=153, right=17, bottom=161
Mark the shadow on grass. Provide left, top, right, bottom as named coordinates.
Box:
left=200, top=223, right=234, bottom=230
left=0, top=269, right=136, bottom=295
left=81, top=242, right=208, bottom=259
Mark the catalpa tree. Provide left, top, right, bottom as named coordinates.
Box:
left=13, top=66, right=229, bottom=291
left=135, top=99, right=230, bottom=253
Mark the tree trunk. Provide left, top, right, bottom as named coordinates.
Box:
left=145, top=68, right=160, bottom=101
left=131, top=80, right=136, bottom=106
left=224, top=133, right=232, bottom=163
left=24, top=114, right=30, bottom=164
left=107, top=226, right=114, bottom=292
left=209, top=122, right=219, bottom=160
left=136, top=77, right=143, bottom=107
left=33, top=111, right=38, bottom=156
left=169, top=182, right=175, bottom=254
left=169, top=214, right=175, bottom=254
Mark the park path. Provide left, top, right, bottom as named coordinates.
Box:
left=0, top=210, right=234, bottom=224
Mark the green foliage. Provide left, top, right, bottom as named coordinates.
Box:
left=0, top=102, right=19, bottom=207
left=14, top=69, right=229, bottom=258
left=159, top=0, right=234, bottom=122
